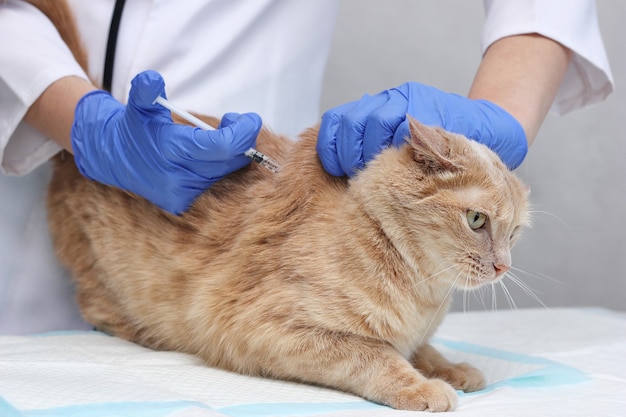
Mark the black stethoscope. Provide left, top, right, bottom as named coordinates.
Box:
left=103, top=0, right=125, bottom=92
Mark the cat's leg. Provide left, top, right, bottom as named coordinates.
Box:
left=71, top=261, right=139, bottom=340
left=75, top=272, right=163, bottom=349
left=269, top=334, right=458, bottom=412
left=75, top=271, right=127, bottom=332
left=409, top=343, right=485, bottom=392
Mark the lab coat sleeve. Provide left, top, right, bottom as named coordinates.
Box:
left=482, top=0, right=614, bottom=116
left=0, top=0, right=89, bottom=176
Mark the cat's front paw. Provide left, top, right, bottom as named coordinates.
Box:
left=390, top=379, right=457, bottom=412
left=439, top=362, right=486, bottom=392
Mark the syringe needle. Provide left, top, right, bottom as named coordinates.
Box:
left=153, top=95, right=280, bottom=173
left=244, top=148, right=281, bottom=174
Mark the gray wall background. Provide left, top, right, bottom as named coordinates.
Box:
left=320, top=1, right=625, bottom=311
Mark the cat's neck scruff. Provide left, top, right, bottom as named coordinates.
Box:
left=30, top=0, right=530, bottom=411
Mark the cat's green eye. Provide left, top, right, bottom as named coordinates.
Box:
left=466, top=210, right=487, bottom=230
left=510, top=226, right=521, bottom=241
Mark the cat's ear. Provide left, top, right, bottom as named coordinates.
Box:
left=406, top=116, right=464, bottom=175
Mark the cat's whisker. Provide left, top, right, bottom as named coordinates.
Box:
left=411, top=264, right=457, bottom=289
left=486, top=288, right=493, bottom=310
left=463, top=272, right=470, bottom=313
left=527, top=209, right=576, bottom=238
left=509, top=266, right=566, bottom=286
left=419, top=274, right=460, bottom=345
left=527, top=209, right=570, bottom=227
left=462, top=273, right=471, bottom=314
left=465, top=279, right=489, bottom=312
left=503, top=271, right=549, bottom=309
left=498, top=279, right=518, bottom=310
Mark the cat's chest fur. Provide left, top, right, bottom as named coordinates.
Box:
left=267, top=189, right=453, bottom=359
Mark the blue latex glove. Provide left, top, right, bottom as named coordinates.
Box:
left=71, top=70, right=262, bottom=214
left=317, top=82, right=527, bottom=176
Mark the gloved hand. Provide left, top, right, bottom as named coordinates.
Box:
left=71, top=70, right=262, bottom=214
left=317, top=82, right=527, bottom=176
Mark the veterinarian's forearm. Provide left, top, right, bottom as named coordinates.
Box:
left=468, top=34, right=572, bottom=146
left=24, top=76, right=97, bottom=153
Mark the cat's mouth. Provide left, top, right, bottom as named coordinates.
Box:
left=458, top=272, right=502, bottom=290
left=453, top=255, right=507, bottom=290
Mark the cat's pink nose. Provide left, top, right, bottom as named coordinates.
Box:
left=494, top=263, right=510, bottom=277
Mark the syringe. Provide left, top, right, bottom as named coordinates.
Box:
left=153, top=95, right=280, bottom=174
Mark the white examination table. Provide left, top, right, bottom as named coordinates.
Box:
left=1, top=308, right=625, bottom=417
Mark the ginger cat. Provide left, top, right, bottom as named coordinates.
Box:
left=25, top=0, right=529, bottom=411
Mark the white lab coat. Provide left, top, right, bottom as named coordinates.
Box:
left=0, top=0, right=613, bottom=334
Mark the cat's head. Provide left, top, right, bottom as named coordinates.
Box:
left=352, top=117, right=530, bottom=291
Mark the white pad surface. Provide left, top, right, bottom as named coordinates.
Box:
left=1, top=308, right=625, bottom=416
